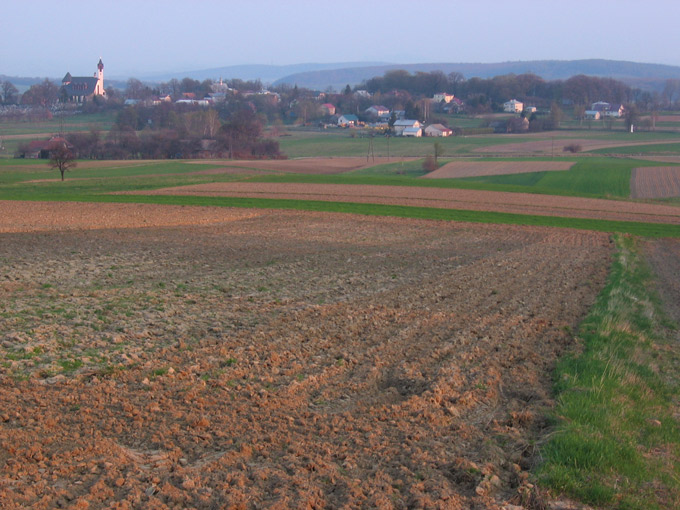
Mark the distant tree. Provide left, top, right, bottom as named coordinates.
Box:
left=126, top=78, right=151, bottom=100
left=49, top=143, right=77, bottom=181
left=1, top=81, right=19, bottom=104
left=343, top=84, right=352, bottom=95
left=547, top=102, right=563, bottom=130
left=433, top=141, right=444, bottom=167
left=663, top=79, right=680, bottom=108
left=625, top=104, right=639, bottom=132
left=21, top=79, right=59, bottom=106
left=573, top=104, right=586, bottom=126
left=422, top=155, right=437, bottom=173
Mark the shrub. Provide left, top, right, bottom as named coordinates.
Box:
left=563, top=143, right=583, bottom=153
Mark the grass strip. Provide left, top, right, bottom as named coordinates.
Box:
left=537, top=234, right=680, bottom=509
left=6, top=194, right=680, bottom=238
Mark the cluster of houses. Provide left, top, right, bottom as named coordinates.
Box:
left=335, top=109, right=453, bottom=137
left=584, top=101, right=625, bottom=120
left=330, top=93, right=462, bottom=137
left=503, top=98, right=625, bottom=121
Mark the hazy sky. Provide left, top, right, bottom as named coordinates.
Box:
left=3, top=0, right=680, bottom=79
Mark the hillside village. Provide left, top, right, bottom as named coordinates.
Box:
left=1, top=57, right=666, bottom=160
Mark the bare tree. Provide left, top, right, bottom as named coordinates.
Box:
left=49, top=143, right=77, bottom=181
left=1, top=81, right=19, bottom=104
left=433, top=141, right=444, bottom=167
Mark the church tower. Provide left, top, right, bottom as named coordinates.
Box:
left=94, top=58, right=105, bottom=96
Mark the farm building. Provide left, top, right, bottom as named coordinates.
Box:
left=393, top=119, right=421, bottom=136
left=503, top=99, right=523, bottom=113
left=585, top=110, right=601, bottom=120
left=424, top=124, right=453, bottom=137
left=19, top=136, right=74, bottom=159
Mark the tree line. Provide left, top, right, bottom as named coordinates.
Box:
left=361, top=70, right=664, bottom=112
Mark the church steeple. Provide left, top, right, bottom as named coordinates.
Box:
left=94, top=57, right=105, bottom=97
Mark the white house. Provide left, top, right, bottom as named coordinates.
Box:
left=393, top=119, right=421, bottom=136
left=604, top=104, right=625, bottom=118
left=338, top=114, right=359, bottom=127
left=433, top=93, right=455, bottom=104
left=365, top=105, right=390, bottom=117
left=402, top=127, right=422, bottom=137
left=503, top=99, right=524, bottom=113
left=584, top=110, right=601, bottom=120
left=424, top=124, right=453, bottom=137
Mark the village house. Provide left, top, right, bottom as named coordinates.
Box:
left=424, top=124, right=453, bottom=137
left=393, top=119, right=421, bottom=136
left=321, top=103, right=336, bottom=115
left=61, top=58, right=106, bottom=103
left=433, top=93, right=455, bottom=104
left=503, top=99, right=523, bottom=113
left=337, top=114, right=359, bottom=127
left=402, top=126, right=422, bottom=137
left=590, top=101, right=625, bottom=118
left=584, top=110, right=601, bottom=120
left=365, top=105, right=390, bottom=118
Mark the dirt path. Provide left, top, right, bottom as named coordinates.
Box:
left=121, top=182, right=680, bottom=225
left=0, top=210, right=611, bottom=508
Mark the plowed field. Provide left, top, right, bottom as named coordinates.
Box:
left=631, top=166, right=680, bottom=199
left=124, top=182, right=680, bottom=225
left=424, top=161, right=574, bottom=179
left=0, top=203, right=612, bottom=509
left=189, top=157, right=412, bottom=175
left=474, top=138, right=670, bottom=155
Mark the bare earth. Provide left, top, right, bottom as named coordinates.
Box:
left=0, top=202, right=612, bottom=509
left=122, top=182, right=680, bottom=225
left=189, top=157, right=413, bottom=175
left=424, top=161, right=574, bottom=179
left=631, top=167, right=680, bottom=199
left=474, top=138, right=673, bottom=155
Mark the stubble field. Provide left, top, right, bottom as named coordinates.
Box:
left=0, top=202, right=614, bottom=509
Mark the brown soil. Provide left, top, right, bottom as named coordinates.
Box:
left=122, top=182, right=680, bottom=225
left=631, top=167, right=680, bottom=199
left=474, top=138, right=672, bottom=155
left=0, top=202, right=612, bottom=509
left=189, top=157, right=414, bottom=175
left=424, top=161, right=574, bottom=179
left=645, top=238, right=680, bottom=326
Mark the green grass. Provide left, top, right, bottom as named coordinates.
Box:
left=460, top=157, right=672, bottom=198
left=2, top=156, right=680, bottom=237
left=537, top=235, right=680, bottom=509
left=589, top=142, right=680, bottom=155
left=0, top=111, right=117, bottom=137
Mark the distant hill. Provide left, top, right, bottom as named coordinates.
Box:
left=135, top=62, right=390, bottom=84
left=4, top=59, right=680, bottom=94
left=272, top=59, right=680, bottom=92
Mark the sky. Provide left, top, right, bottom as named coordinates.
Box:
left=3, top=0, right=680, bottom=79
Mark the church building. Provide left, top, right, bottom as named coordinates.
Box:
left=61, top=58, right=106, bottom=103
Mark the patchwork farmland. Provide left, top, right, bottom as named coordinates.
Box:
left=2, top=123, right=680, bottom=508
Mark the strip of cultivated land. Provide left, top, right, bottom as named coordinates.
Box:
left=631, top=166, right=680, bottom=198
left=424, top=160, right=575, bottom=178
left=121, top=182, right=680, bottom=225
